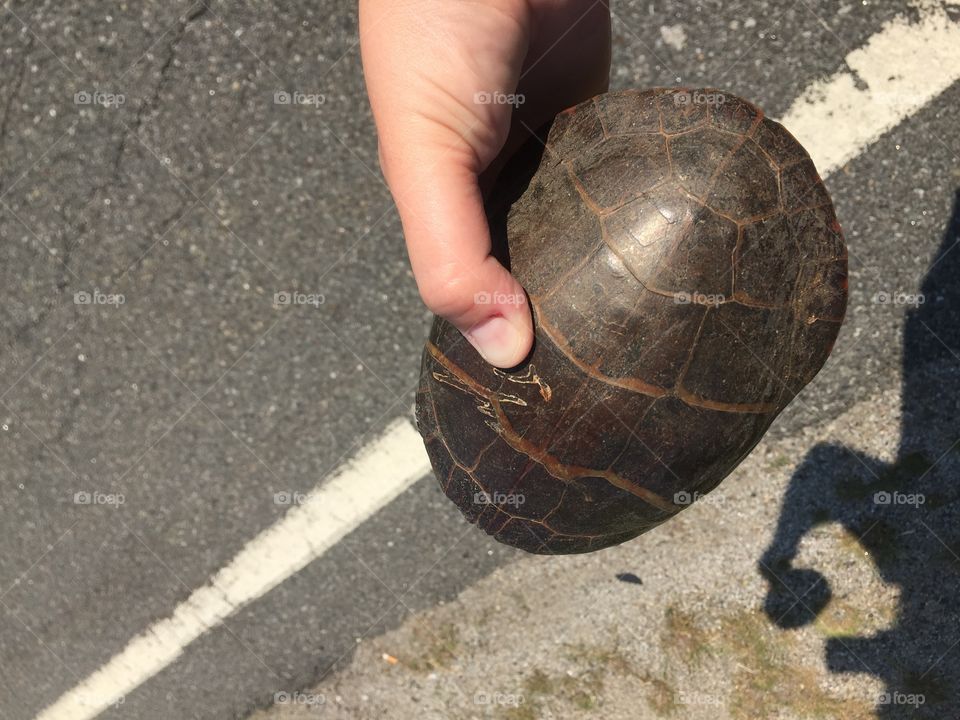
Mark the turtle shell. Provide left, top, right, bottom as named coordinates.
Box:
left=415, top=87, right=847, bottom=555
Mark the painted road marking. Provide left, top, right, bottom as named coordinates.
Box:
left=35, top=6, right=960, bottom=720
left=781, top=5, right=960, bottom=174
left=35, top=418, right=431, bottom=720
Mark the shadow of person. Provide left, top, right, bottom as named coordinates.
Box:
left=759, top=190, right=960, bottom=717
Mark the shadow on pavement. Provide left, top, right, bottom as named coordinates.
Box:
left=760, top=189, right=960, bottom=718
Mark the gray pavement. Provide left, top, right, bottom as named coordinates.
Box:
left=0, top=1, right=958, bottom=719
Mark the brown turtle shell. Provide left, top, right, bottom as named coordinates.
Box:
left=415, top=87, right=847, bottom=554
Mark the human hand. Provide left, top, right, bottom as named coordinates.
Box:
left=360, top=0, right=611, bottom=367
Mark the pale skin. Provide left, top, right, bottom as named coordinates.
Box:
left=360, top=0, right=611, bottom=368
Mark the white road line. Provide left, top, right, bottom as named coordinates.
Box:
left=35, top=6, right=960, bottom=720
left=781, top=5, right=960, bottom=175
left=35, top=418, right=431, bottom=720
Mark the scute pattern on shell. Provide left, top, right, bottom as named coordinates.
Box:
left=415, top=88, right=847, bottom=555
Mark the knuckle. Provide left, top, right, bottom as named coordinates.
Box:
left=417, top=268, right=476, bottom=318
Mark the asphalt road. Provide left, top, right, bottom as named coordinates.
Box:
left=0, top=1, right=958, bottom=718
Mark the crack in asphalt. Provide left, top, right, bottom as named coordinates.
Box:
left=5, top=6, right=211, bottom=450
left=0, top=34, right=33, bottom=191
left=45, top=6, right=212, bottom=443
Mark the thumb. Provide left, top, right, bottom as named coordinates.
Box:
left=382, top=143, right=534, bottom=368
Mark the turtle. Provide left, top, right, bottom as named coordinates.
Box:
left=415, top=87, right=847, bottom=555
